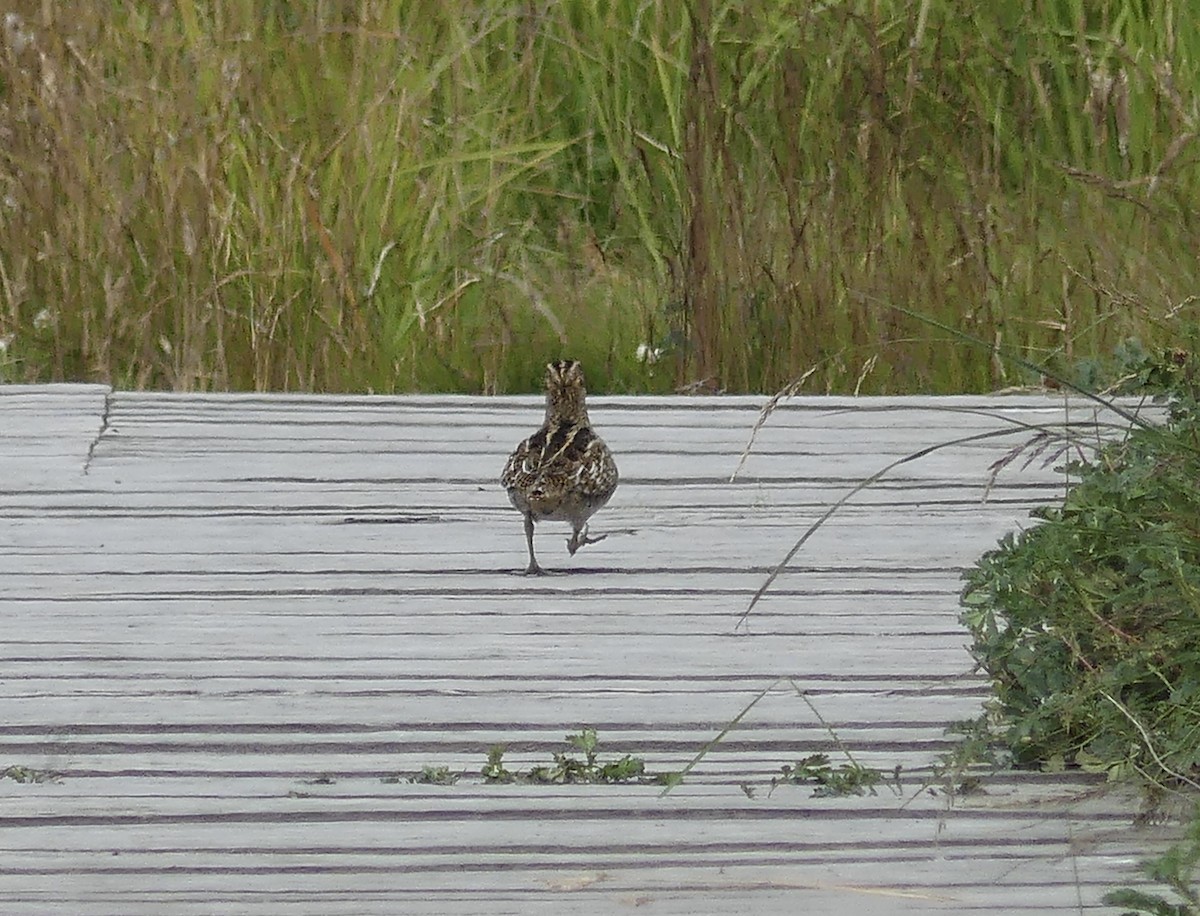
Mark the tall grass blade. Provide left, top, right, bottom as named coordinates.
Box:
left=738, top=422, right=1129, bottom=625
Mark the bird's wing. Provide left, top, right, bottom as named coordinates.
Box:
left=571, top=432, right=619, bottom=498
left=501, top=423, right=617, bottom=497
left=500, top=435, right=535, bottom=489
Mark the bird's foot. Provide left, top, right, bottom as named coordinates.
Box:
left=567, top=528, right=607, bottom=556
left=522, top=561, right=549, bottom=576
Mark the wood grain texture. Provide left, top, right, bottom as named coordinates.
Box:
left=0, top=385, right=1177, bottom=915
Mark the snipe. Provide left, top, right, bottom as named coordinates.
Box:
left=501, top=360, right=619, bottom=575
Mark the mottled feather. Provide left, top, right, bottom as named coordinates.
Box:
left=501, top=360, right=618, bottom=573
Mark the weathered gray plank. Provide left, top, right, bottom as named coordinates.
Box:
left=0, top=387, right=1178, bottom=916
left=0, top=383, right=110, bottom=491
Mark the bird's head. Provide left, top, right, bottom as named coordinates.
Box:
left=544, top=359, right=590, bottom=424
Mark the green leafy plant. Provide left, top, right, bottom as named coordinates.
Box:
left=382, top=765, right=460, bottom=785
left=662, top=679, right=904, bottom=799
left=1, top=765, right=61, bottom=784
left=923, top=717, right=1008, bottom=800
left=483, top=730, right=665, bottom=785
left=776, top=753, right=888, bottom=798
left=481, top=744, right=515, bottom=784
left=414, top=765, right=459, bottom=785
left=526, top=728, right=646, bottom=784
left=960, top=350, right=1200, bottom=784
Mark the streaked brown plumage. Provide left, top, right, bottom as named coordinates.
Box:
left=501, top=360, right=619, bottom=575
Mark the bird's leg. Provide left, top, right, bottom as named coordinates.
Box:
left=567, top=523, right=607, bottom=556
left=522, top=513, right=546, bottom=575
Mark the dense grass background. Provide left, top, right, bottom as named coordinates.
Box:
left=0, top=0, right=1197, bottom=394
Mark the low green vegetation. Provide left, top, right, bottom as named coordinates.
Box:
left=961, top=349, right=1200, bottom=787
left=480, top=744, right=515, bottom=783
left=382, top=765, right=460, bottom=786
left=952, top=346, right=1200, bottom=907
left=483, top=728, right=668, bottom=785
left=413, top=765, right=459, bottom=785
left=775, top=753, right=894, bottom=798
left=2, top=3, right=1198, bottom=393
left=926, top=718, right=1005, bottom=799
left=1, top=765, right=61, bottom=784
left=300, top=773, right=337, bottom=785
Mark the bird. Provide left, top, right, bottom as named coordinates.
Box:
left=501, top=360, right=619, bottom=575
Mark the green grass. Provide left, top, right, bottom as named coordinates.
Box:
left=2, top=2, right=1199, bottom=393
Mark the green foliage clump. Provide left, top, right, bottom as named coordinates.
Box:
left=382, top=765, right=461, bottom=785
left=927, top=718, right=1005, bottom=798
left=961, top=354, right=1200, bottom=782
left=525, top=728, right=646, bottom=785
left=776, top=753, right=887, bottom=797
left=1, top=765, right=61, bottom=784
left=481, top=744, right=515, bottom=784
left=482, top=729, right=666, bottom=785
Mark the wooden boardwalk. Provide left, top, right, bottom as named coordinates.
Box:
left=0, top=384, right=1176, bottom=914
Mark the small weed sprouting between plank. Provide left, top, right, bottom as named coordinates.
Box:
left=301, top=773, right=337, bottom=785
left=782, top=687, right=903, bottom=799
left=924, top=718, right=1008, bottom=801
left=524, top=728, right=644, bottom=784
left=663, top=679, right=902, bottom=799
left=415, top=765, right=459, bottom=786
left=481, top=744, right=516, bottom=784
left=481, top=730, right=671, bottom=786
left=774, top=753, right=891, bottom=798
left=1, top=765, right=61, bottom=784
left=772, top=710, right=909, bottom=800
left=381, top=765, right=461, bottom=786
left=1103, top=804, right=1200, bottom=916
